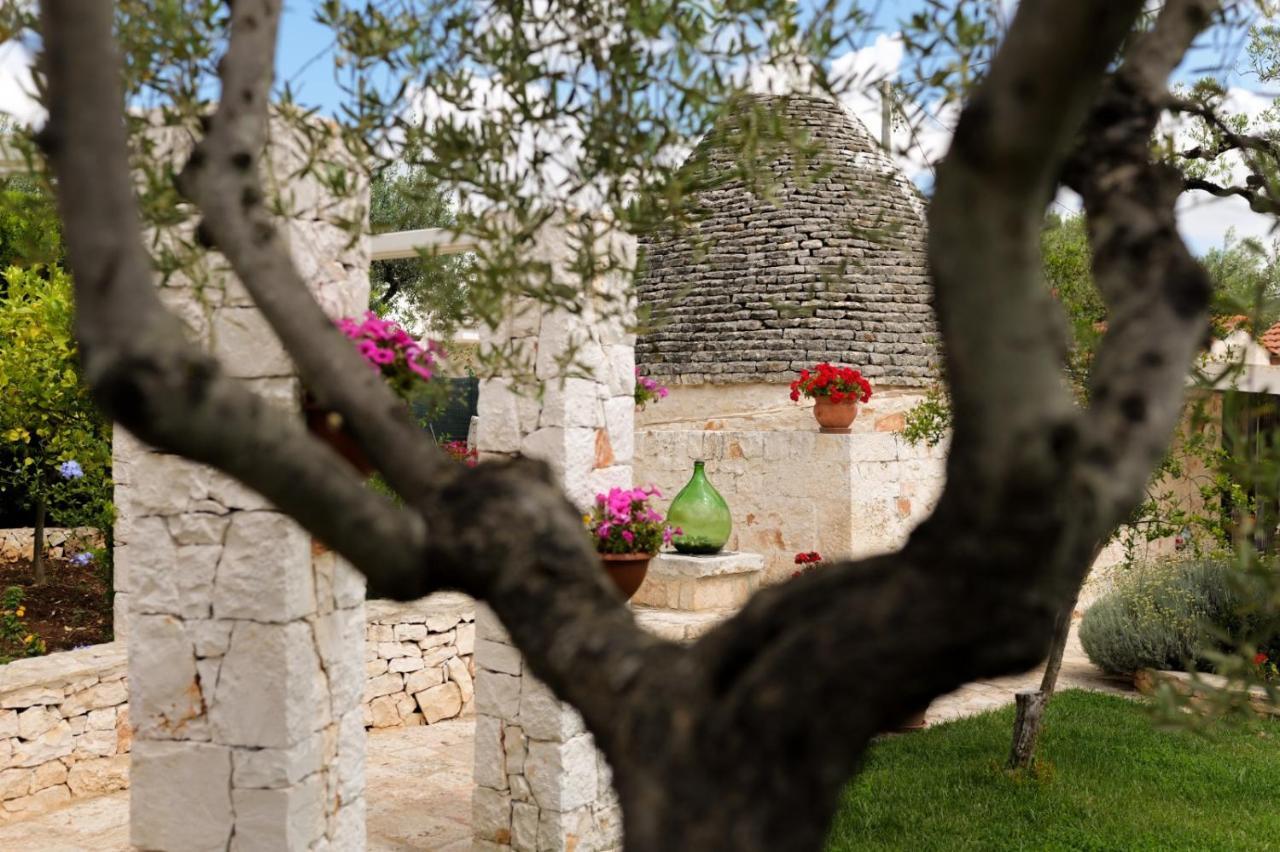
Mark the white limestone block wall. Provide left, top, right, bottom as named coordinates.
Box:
left=117, top=116, right=371, bottom=851
left=473, top=221, right=637, bottom=510
left=473, top=219, right=635, bottom=851
left=363, top=596, right=476, bottom=730
left=472, top=607, right=622, bottom=852
left=635, top=429, right=947, bottom=583
left=0, top=644, right=131, bottom=823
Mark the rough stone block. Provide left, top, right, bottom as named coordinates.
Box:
left=130, top=740, right=233, bottom=851
left=210, top=621, right=326, bottom=748
left=414, top=682, right=462, bottom=724
left=525, top=733, right=599, bottom=812
left=473, top=784, right=513, bottom=844
left=230, top=773, right=325, bottom=852
left=473, top=714, right=507, bottom=790
left=476, top=638, right=523, bottom=676
left=475, top=671, right=521, bottom=720
left=519, top=678, right=584, bottom=741
left=213, top=512, right=314, bottom=622
left=128, top=615, right=204, bottom=741
left=66, top=754, right=130, bottom=797
left=211, top=308, right=293, bottom=378
left=231, top=732, right=324, bottom=789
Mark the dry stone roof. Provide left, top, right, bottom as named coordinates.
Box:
left=636, top=94, right=939, bottom=387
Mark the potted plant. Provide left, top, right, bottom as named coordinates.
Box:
left=789, top=362, right=873, bottom=433
left=307, top=312, right=441, bottom=473
left=584, top=486, right=680, bottom=599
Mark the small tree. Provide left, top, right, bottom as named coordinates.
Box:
left=0, top=265, right=111, bottom=584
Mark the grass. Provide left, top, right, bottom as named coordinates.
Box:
left=826, top=690, right=1280, bottom=851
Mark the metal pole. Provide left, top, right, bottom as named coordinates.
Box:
left=880, top=80, right=893, bottom=152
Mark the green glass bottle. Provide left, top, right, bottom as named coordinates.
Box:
left=667, top=460, right=732, bottom=555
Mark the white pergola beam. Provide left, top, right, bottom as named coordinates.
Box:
left=370, top=228, right=479, bottom=261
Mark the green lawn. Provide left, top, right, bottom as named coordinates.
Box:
left=827, top=690, right=1280, bottom=851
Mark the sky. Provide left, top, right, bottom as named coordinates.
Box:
left=1, top=0, right=1277, bottom=253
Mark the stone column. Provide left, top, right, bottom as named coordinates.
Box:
left=115, top=118, right=371, bottom=851
left=472, top=219, right=635, bottom=852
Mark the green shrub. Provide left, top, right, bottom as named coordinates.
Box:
left=1079, top=557, right=1269, bottom=675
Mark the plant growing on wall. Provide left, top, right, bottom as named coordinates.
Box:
left=0, top=266, right=112, bottom=585
left=634, top=369, right=668, bottom=409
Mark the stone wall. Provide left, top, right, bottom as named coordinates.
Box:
left=363, top=596, right=476, bottom=730
left=635, top=428, right=947, bottom=583
left=116, top=115, right=373, bottom=850
left=0, top=594, right=480, bottom=827
left=471, top=553, right=764, bottom=851
left=0, top=529, right=103, bottom=564
left=472, top=607, right=623, bottom=852
left=473, top=221, right=636, bottom=510
left=0, top=643, right=130, bottom=823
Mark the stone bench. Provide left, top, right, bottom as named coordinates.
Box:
left=630, top=551, right=764, bottom=612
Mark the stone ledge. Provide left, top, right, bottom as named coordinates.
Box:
left=365, top=593, right=476, bottom=629
left=646, top=551, right=763, bottom=579
left=0, top=643, right=126, bottom=701
left=632, top=607, right=731, bottom=642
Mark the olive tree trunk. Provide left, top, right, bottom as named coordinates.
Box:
left=34, top=0, right=1221, bottom=847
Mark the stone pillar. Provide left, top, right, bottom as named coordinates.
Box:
left=115, top=118, right=371, bottom=851
left=472, top=219, right=635, bottom=851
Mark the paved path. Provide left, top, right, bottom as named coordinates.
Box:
left=0, top=623, right=1128, bottom=851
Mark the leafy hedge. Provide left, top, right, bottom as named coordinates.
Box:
left=1079, top=557, right=1275, bottom=675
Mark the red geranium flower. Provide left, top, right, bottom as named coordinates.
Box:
left=788, top=362, right=873, bottom=404
left=1254, top=652, right=1269, bottom=666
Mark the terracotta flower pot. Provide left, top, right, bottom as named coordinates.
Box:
left=600, top=552, right=652, bottom=600
left=812, top=397, right=859, bottom=433
left=302, top=395, right=375, bottom=476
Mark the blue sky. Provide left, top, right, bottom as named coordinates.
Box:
left=1, top=1, right=1273, bottom=251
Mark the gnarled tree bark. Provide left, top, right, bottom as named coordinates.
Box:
left=34, top=0, right=1219, bottom=847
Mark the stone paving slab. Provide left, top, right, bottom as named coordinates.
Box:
left=0, top=623, right=1128, bottom=850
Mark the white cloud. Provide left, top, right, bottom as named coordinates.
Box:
left=0, top=42, right=43, bottom=126
left=828, top=35, right=955, bottom=183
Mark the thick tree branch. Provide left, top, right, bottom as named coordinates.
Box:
left=36, top=0, right=661, bottom=727
left=1183, top=176, right=1280, bottom=214
left=1067, top=0, right=1219, bottom=529
left=174, top=0, right=454, bottom=519
left=35, top=0, right=434, bottom=597
left=1168, top=95, right=1280, bottom=164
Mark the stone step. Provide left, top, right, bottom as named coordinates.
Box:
left=631, top=551, right=764, bottom=612
left=632, top=607, right=733, bottom=642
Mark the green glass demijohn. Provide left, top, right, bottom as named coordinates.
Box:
left=667, top=460, right=731, bottom=555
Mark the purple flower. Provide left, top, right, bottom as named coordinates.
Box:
left=621, top=530, right=635, bottom=545
left=58, top=460, right=84, bottom=479
left=70, top=552, right=93, bottom=567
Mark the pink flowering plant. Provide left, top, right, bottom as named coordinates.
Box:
left=336, top=312, right=441, bottom=400
left=438, top=438, right=478, bottom=467
left=634, top=369, right=669, bottom=409
left=584, top=486, right=681, bottom=555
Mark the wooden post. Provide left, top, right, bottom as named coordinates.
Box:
left=1006, top=689, right=1047, bottom=771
